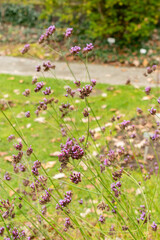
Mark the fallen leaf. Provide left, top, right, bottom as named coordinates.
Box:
left=110, top=108, right=117, bottom=112
left=13, top=89, right=20, bottom=95
left=142, top=58, right=148, bottom=67
left=80, top=208, right=91, bottom=218
left=64, top=117, right=75, bottom=122
left=34, top=117, right=45, bottom=123
left=79, top=162, right=87, bottom=170
left=101, top=93, right=107, bottom=97
left=4, top=156, right=12, bottom=162
left=101, top=105, right=107, bottom=109
left=42, top=161, right=56, bottom=169
left=53, top=173, right=65, bottom=179
left=133, top=59, right=140, bottom=67
left=0, top=152, right=7, bottom=157
left=17, top=112, right=25, bottom=118
left=50, top=151, right=61, bottom=157
left=82, top=118, right=88, bottom=123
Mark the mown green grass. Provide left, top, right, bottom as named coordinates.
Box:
left=0, top=74, right=160, bottom=239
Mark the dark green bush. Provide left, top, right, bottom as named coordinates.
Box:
left=0, top=0, right=160, bottom=45
left=0, top=3, right=40, bottom=27
left=40, top=0, right=160, bottom=45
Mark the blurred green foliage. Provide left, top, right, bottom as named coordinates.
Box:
left=0, top=0, right=160, bottom=45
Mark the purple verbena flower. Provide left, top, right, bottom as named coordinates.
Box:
left=21, top=44, right=30, bottom=54
left=4, top=172, right=11, bottom=181
left=70, top=46, right=81, bottom=54
left=32, top=76, right=38, bottom=84
left=45, top=25, right=56, bottom=38
left=83, top=108, right=89, bottom=117
left=137, top=108, right=143, bottom=114
left=98, top=215, right=105, bottom=223
left=145, top=86, right=151, bottom=95
left=65, top=28, right=73, bottom=38
left=34, top=82, right=44, bottom=92
left=0, top=227, right=4, bottom=236
left=14, top=141, right=23, bottom=151
left=23, top=89, right=30, bottom=97
left=26, top=146, right=33, bottom=156
left=83, top=43, right=94, bottom=53
left=38, top=34, right=45, bottom=44
left=148, top=107, right=156, bottom=115
left=151, top=221, right=157, bottom=231
left=8, top=135, right=15, bottom=142
left=25, top=111, right=30, bottom=118
left=70, top=172, right=81, bottom=184
left=43, top=87, right=51, bottom=95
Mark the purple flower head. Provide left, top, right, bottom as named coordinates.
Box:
left=74, top=80, right=81, bottom=87
left=4, top=172, right=11, bottom=181
left=19, top=164, right=26, bottom=172
left=79, top=135, right=85, bottom=143
left=137, top=108, right=143, bottom=114
left=98, top=215, right=105, bottom=223
left=64, top=217, right=71, bottom=231
left=25, top=111, right=30, bottom=118
left=151, top=130, right=160, bottom=141
left=59, top=138, right=84, bottom=168
left=34, top=81, right=44, bottom=92
left=8, top=134, right=15, bottom=142
left=148, top=107, right=156, bottom=115
left=147, top=67, right=152, bottom=74
left=83, top=108, right=89, bottom=117
left=66, top=87, right=75, bottom=97
left=104, top=158, right=110, bottom=166
left=151, top=221, right=157, bottom=231
left=38, top=34, right=45, bottom=44
left=78, top=85, right=93, bottom=99
left=26, top=146, right=33, bottom=156
left=120, top=120, right=130, bottom=129
left=36, top=65, right=41, bottom=72
left=32, top=76, right=38, bottom=84
left=56, top=191, right=72, bottom=209
left=145, top=86, right=151, bottom=95
left=91, top=79, right=96, bottom=87
left=43, top=61, right=55, bottom=71
left=70, top=172, right=81, bottom=184
left=70, top=46, right=81, bottom=54
left=65, top=28, right=73, bottom=38
left=152, top=65, right=157, bottom=71
left=14, top=141, right=23, bottom=151
left=33, top=160, right=41, bottom=169
left=45, top=25, right=56, bottom=38
left=21, top=44, right=30, bottom=54
left=43, top=87, right=51, bottom=95
left=0, top=227, right=4, bottom=236
left=157, top=97, right=160, bottom=104
left=78, top=199, right=83, bottom=204
left=13, top=151, right=23, bottom=164
left=23, top=89, right=30, bottom=97
left=83, top=43, right=94, bottom=53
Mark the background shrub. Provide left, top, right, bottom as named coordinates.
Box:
left=0, top=0, right=160, bottom=45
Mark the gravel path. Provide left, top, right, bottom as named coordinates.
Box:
left=0, top=56, right=159, bottom=86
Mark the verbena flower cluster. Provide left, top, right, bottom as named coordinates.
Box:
left=1, top=24, right=159, bottom=240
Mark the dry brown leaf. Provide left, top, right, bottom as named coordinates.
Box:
left=110, top=108, right=117, bottom=112
left=0, top=152, right=7, bottom=157
left=143, top=58, right=148, bottom=67
left=4, top=156, right=12, bottom=162
left=50, top=151, right=61, bottom=157
left=42, top=161, right=56, bottom=169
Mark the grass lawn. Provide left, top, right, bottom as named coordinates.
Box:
left=0, top=73, right=160, bottom=239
